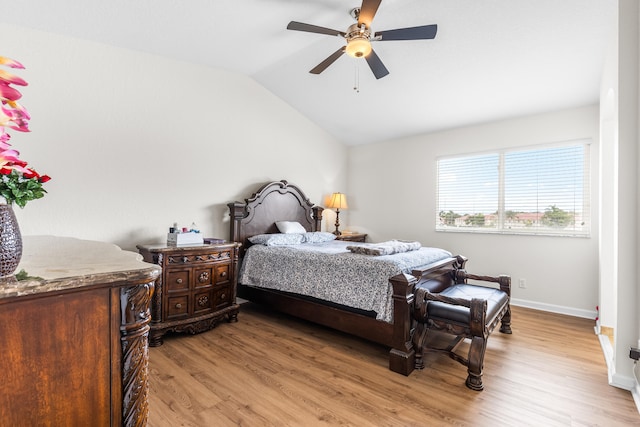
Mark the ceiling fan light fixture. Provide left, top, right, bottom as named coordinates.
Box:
left=346, top=37, right=372, bottom=58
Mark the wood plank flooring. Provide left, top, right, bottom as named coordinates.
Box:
left=148, top=304, right=639, bottom=426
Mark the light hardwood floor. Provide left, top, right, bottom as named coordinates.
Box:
left=148, top=304, right=639, bottom=426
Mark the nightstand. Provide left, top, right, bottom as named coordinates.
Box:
left=137, top=242, right=240, bottom=346
left=336, top=233, right=367, bottom=243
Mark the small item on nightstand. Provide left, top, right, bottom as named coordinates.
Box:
left=336, top=232, right=367, bottom=243
left=167, top=232, right=204, bottom=246
left=204, top=237, right=226, bottom=244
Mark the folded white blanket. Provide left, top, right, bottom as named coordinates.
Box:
left=346, top=240, right=422, bottom=256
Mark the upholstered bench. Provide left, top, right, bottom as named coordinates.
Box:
left=412, top=271, right=512, bottom=391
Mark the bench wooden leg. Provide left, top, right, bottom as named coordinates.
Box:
left=413, top=322, right=428, bottom=370
left=500, top=305, right=513, bottom=334
left=466, top=335, right=488, bottom=391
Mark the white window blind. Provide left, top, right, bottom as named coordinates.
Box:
left=436, top=140, right=591, bottom=237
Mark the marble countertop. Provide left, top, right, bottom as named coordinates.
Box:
left=0, top=235, right=161, bottom=299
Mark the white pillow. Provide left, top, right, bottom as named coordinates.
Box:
left=303, top=232, right=336, bottom=243
left=248, top=233, right=304, bottom=246
left=275, top=221, right=307, bottom=234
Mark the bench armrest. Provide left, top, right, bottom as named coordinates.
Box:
left=455, top=270, right=511, bottom=297
left=414, top=287, right=488, bottom=336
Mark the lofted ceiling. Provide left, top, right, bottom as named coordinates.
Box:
left=5, top=0, right=615, bottom=145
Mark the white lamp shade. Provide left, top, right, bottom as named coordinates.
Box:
left=327, top=192, right=348, bottom=210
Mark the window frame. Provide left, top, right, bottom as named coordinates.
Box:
left=435, top=139, right=591, bottom=238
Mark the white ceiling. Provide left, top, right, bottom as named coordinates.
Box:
left=5, top=0, right=615, bottom=145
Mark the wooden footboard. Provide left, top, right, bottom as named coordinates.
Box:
left=388, top=256, right=464, bottom=375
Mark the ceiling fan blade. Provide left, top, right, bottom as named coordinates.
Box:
left=287, top=21, right=346, bottom=37
left=365, top=49, right=389, bottom=79
left=358, top=0, right=382, bottom=28
left=310, top=47, right=346, bottom=74
left=375, top=24, right=438, bottom=41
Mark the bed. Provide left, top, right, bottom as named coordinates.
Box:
left=227, top=180, right=466, bottom=375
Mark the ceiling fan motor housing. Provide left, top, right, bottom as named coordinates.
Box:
left=345, top=23, right=372, bottom=58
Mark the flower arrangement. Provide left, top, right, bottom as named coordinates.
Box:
left=0, top=55, right=49, bottom=208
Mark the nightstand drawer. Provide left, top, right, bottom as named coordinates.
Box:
left=166, top=295, right=189, bottom=319
left=194, top=267, right=214, bottom=288
left=214, top=264, right=230, bottom=284
left=213, top=286, right=231, bottom=309
left=193, top=289, right=214, bottom=314
left=166, top=270, right=190, bottom=291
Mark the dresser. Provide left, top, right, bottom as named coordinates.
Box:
left=137, top=242, right=240, bottom=346
left=0, top=236, right=160, bottom=427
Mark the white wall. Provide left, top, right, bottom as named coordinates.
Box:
left=348, top=106, right=600, bottom=317
left=0, top=24, right=347, bottom=251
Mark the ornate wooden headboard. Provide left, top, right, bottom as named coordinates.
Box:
left=227, top=180, right=324, bottom=255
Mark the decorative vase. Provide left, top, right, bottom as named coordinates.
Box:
left=0, top=204, right=22, bottom=277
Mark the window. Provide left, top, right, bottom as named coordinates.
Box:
left=436, top=140, right=591, bottom=237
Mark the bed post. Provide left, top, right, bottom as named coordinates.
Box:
left=312, top=206, right=324, bottom=232
left=227, top=202, right=247, bottom=244
left=455, top=254, right=468, bottom=270
left=388, top=273, right=418, bottom=376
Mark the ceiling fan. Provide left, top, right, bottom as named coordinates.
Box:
left=287, top=0, right=438, bottom=79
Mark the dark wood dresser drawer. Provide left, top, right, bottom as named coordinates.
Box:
left=214, top=264, right=230, bottom=284
left=166, top=270, right=190, bottom=291
left=214, top=285, right=231, bottom=309
left=166, top=295, right=189, bottom=318
left=194, top=267, right=214, bottom=288
left=194, top=289, right=214, bottom=314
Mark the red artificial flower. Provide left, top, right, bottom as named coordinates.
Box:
left=0, top=54, right=51, bottom=207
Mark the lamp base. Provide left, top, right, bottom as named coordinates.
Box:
left=333, top=210, right=342, bottom=236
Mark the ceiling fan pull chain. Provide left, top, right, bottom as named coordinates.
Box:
left=354, top=63, right=360, bottom=93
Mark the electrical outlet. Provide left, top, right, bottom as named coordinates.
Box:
left=518, top=278, right=526, bottom=289
left=630, top=347, right=640, bottom=361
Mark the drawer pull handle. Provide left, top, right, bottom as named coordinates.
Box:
left=220, top=271, right=227, bottom=278
left=175, top=303, right=182, bottom=309
left=198, top=272, right=210, bottom=283
left=182, top=256, right=189, bottom=263
left=220, top=293, right=226, bottom=300
left=198, top=296, right=209, bottom=307
left=176, top=278, right=183, bottom=284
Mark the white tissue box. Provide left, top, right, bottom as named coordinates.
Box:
left=167, top=232, right=204, bottom=246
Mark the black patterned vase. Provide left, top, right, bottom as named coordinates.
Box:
left=0, top=204, right=22, bottom=277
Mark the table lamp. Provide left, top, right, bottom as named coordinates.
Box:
left=327, top=192, right=348, bottom=235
